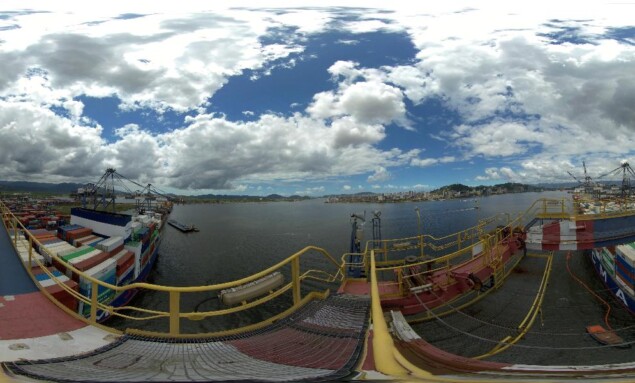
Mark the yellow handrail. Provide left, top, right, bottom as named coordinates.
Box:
left=0, top=200, right=345, bottom=337
left=474, top=251, right=553, bottom=359
left=369, top=249, right=409, bottom=377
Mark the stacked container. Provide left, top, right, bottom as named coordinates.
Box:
left=111, top=249, right=135, bottom=285
left=615, top=244, right=635, bottom=295
left=77, top=258, right=116, bottom=318
left=31, top=267, right=79, bottom=311
left=599, top=247, right=616, bottom=276
left=125, top=241, right=142, bottom=279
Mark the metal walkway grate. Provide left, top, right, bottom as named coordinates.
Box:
left=3, top=294, right=370, bottom=382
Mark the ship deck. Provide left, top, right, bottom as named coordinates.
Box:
left=0, top=224, right=113, bottom=364
left=407, top=250, right=635, bottom=367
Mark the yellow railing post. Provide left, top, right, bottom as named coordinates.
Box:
left=90, top=281, right=98, bottom=323
left=169, top=291, right=180, bottom=335
left=28, top=235, right=33, bottom=266
left=292, top=256, right=301, bottom=305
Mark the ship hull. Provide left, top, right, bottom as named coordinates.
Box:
left=59, top=207, right=168, bottom=322
left=94, top=235, right=162, bottom=321
left=590, top=249, right=635, bottom=314
left=527, top=214, right=635, bottom=251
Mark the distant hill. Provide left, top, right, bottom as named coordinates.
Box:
left=189, top=193, right=310, bottom=201
left=432, top=182, right=547, bottom=194
left=0, top=181, right=83, bottom=194
left=324, top=192, right=378, bottom=198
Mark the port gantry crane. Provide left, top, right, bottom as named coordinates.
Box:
left=567, top=160, right=601, bottom=198
left=76, top=168, right=174, bottom=213
left=597, top=160, right=635, bottom=198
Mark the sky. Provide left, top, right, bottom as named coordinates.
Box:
left=1, top=1, right=635, bottom=196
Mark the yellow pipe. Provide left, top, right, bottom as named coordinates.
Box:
left=475, top=252, right=552, bottom=359
left=518, top=253, right=552, bottom=330
left=369, top=250, right=409, bottom=377
left=169, top=291, right=180, bottom=335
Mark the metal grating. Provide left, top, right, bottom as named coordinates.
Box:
left=3, top=294, right=370, bottom=382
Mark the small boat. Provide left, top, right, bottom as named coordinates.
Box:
left=168, top=219, right=199, bottom=233
left=586, top=325, right=630, bottom=348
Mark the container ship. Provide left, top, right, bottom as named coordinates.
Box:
left=6, top=201, right=170, bottom=322
left=590, top=244, right=635, bottom=313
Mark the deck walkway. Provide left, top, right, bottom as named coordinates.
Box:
left=0, top=223, right=37, bottom=296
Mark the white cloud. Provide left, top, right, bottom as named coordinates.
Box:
left=340, top=82, right=406, bottom=125
left=367, top=167, right=391, bottom=183
left=475, top=167, right=518, bottom=182
left=411, top=156, right=455, bottom=167
left=0, top=9, right=306, bottom=113
left=343, top=185, right=352, bottom=191
left=294, top=186, right=325, bottom=195
left=331, top=117, right=385, bottom=148
left=3, top=4, right=635, bottom=192
left=307, top=80, right=407, bottom=126
left=451, top=121, right=542, bottom=158
left=307, top=61, right=408, bottom=127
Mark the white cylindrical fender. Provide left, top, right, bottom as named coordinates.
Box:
left=219, top=272, right=285, bottom=306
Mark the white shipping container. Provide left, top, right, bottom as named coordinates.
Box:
left=616, top=273, right=635, bottom=296
left=39, top=274, right=70, bottom=288
left=97, top=236, right=124, bottom=253
left=82, top=258, right=116, bottom=282
left=617, top=245, right=635, bottom=266
left=68, top=249, right=103, bottom=266
left=43, top=241, right=67, bottom=250
left=56, top=244, right=85, bottom=257
left=19, top=250, right=45, bottom=267
left=125, top=242, right=142, bottom=279
left=75, top=235, right=98, bottom=246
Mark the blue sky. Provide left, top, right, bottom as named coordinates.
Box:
left=1, top=2, right=635, bottom=196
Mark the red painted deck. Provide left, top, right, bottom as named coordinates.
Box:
left=0, top=291, right=86, bottom=340
left=230, top=327, right=358, bottom=369
left=339, top=239, right=521, bottom=316
left=338, top=280, right=397, bottom=295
